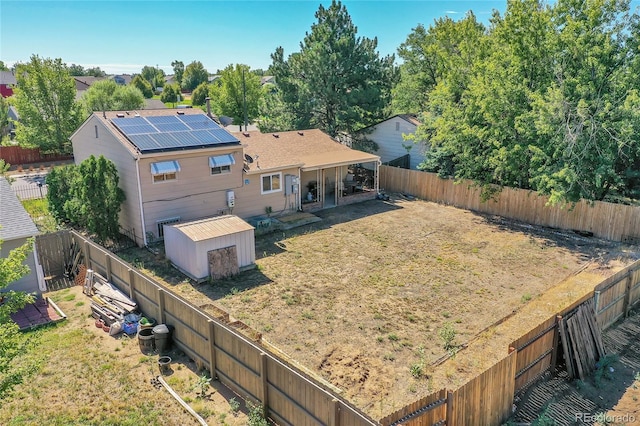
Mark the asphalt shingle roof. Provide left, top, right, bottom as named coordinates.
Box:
left=0, top=177, right=39, bottom=241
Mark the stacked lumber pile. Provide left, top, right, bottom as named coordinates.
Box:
left=84, top=270, right=138, bottom=326
left=558, top=299, right=606, bottom=380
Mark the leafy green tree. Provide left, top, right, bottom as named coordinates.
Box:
left=0, top=236, right=36, bottom=398
left=13, top=55, right=85, bottom=154
left=160, top=84, right=180, bottom=104
left=270, top=0, right=397, bottom=138
left=191, top=82, right=209, bottom=106
left=182, top=61, right=209, bottom=92
left=46, top=157, right=125, bottom=241
left=208, top=64, right=262, bottom=127
left=82, top=80, right=145, bottom=112
left=67, top=63, right=86, bottom=76
left=0, top=61, right=8, bottom=71
left=0, top=237, right=34, bottom=323
left=140, top=65, right=165, bottom=90
left=171, top=60, right=185, bottom=87
left=131, top=75, right=153, bottom=98
left=46, top=164, right=80, bottom=223
left=257, top=86, right=296, bottom=133
left=0, top=96, right=10, bottom=140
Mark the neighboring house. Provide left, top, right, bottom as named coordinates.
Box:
left=113, top=74, right=133, bottom=85
left=2, top=105, right=19, bottom=139
left=260, top=76, right=275, bottom=85
left=73, top=76, right=106, bottom=100
left=0, top=177, right=43, bottom=294
left=143, top=99, right=167, bottom=109
left=359, top=114, right=426, bottom=170
left=0, top=70, right=17, bottom=98
left=71, top=109, right=379, bottom=247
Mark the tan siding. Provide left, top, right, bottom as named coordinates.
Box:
left=71, top=117, right=143, bottom=244
left=233, top=167, right=300, bottom=219
left=139, top=149, right=244, bottom=238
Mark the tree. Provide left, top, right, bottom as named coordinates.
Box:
left=401, top=0, right=640, bottom=204
left=0, top=236, right=36, bottom=398
left=140, top=65, right=164, bottom=90
left=171, top=60, right=185, bottom=87
left=160, top=84, right=180, bottom=104
left=257, top=86, right=296, bottom=133
left=182, top=61, right=209, bottom=92
left=46, top=156, right=125, bottom=241
left=208, top=64, right=262, bottom=127
left=191, top=82, right=209, bottom=106
left=0, top=237, right=34, bottom=323
left=82, top=80, right=145, bottom=112
left=67, top=64, right=106, bottom=77
left=76, top=155, right=125, bottom=241
left=12, top=55, right=85, bottom=154
left=270, top=0, right=397, bottom=138
left=46, top=164, right=81, bottom=223
left=131, top=75, right=153, bottom=98
left=0, top=61, right=8, bottom=71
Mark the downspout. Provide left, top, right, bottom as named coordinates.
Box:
left=135, top=156, right=148, bottom=246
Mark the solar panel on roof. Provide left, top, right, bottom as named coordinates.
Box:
left=146, top=116, right=181, bottom=125
left=111, top=113, right=239, bottom=153
left=129, top=134, right=161, bottom=151
left=154, top=122, right=190, bottom=132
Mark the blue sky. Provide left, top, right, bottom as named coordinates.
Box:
left=1, top=0, right=509, bottom=74
left=2, top=0, right=638, bottom=75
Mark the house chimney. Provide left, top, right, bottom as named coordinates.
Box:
left=205, top=97, right=212, bottom=119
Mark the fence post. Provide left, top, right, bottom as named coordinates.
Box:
left=594, top=290, right=601, bottom=313
left=331, top=398, right=340, bottom=426
left=208, top=320, right=216, bottom=379
left=550, top=316, right=562, bottom=371
left=260, top=352, right=269, bottom=418
left=446, top=390, right=454, bottom=425
left=128, top=269, right=136, bottom=300
left=157, top=288, right=166, bottom=324
left=105, top=255, right=112, bottom=282
left=623, top=274, right=633, bottom=318
left=84, top=241, right=91, bottom=269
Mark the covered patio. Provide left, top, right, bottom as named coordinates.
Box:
left=299, top=150, right=380, bottom=212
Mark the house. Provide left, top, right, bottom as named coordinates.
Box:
left=358, top=114, right=426, bottom=170
left=73, top=76, right=106, bottom=100
left=113, top=74, right=133, bottom=85
left=71, top=109, right=380, bottom=247
left=0, top=177, right=44, bottom=294
left=0, top=70, right=17, bottom=98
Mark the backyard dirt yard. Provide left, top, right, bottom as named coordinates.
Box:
left=126, top=195, right=639, bottom=419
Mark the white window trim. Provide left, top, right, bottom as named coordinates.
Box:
left=211, top=165, right=232, bottom=175
left=261, top=172, right=282, bottom=195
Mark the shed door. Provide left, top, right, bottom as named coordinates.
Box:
left=208, top=246, right=239, bottom=280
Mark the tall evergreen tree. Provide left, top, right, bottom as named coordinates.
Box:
left=270, top=0, right=397, bottom=138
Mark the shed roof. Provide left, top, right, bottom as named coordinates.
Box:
left=0, top=177, right=39, bottom=241
left=168, top=215, right=254, bottom=242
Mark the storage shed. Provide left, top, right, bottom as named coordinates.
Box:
left=164, top=215, right=255, bottom=282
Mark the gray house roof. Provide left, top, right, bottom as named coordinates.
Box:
left=0, top=177, right=39, bottom=241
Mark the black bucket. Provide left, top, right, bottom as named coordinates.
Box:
left=138, top=327, right=155, bottom=354
left=158, top=356, right=172, bottom=375
left=152, top=324, right=173, bottom=355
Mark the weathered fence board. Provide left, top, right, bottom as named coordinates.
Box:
left=449, top=351, right=517, bottom=426
left=380, top=166, right=640, bottom=243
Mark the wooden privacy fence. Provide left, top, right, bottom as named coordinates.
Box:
left=379, top=259, right=640, bottom=426
left=0, top=145, right=72, bottom=166
left=380, top=352, right=517, bottom=426
left=68, top=231, right=377, bottom=426
left=379, top=166, right=640, bottom=243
